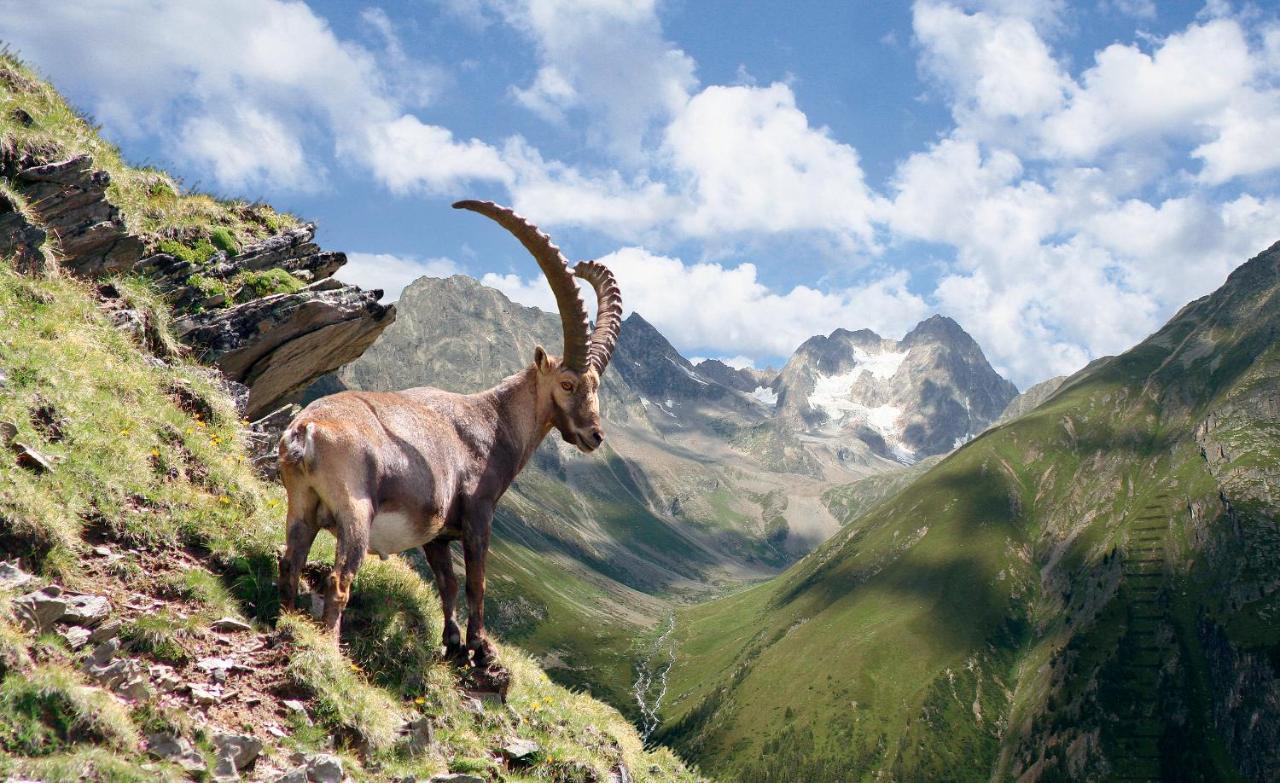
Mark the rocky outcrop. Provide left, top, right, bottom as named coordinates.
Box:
left=0, top=150, right=394, bottom=420
left=175, top=279, right=393, bottom=419
left=140, top=221, right=347, bottom=312
left=0, top=188, right=48, bottom=274
left=2, top=154, right=143, bottom=276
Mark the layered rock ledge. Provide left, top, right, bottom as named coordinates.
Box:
left=0, top=151, right=395, bottom=417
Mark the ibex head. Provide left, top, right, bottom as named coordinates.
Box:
left=453, top=201, right=623, bottom=453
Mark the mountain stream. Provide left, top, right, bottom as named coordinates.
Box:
left=632, top=613, right=677, bottom=743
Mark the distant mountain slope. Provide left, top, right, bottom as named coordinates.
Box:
left=693, top=359, right=773, bottom=396
left=658, top=241, right=1280, bottom=782
left=774, top=315, right=1018, bottom=462
left=995, top=373, right=1067, bottom=424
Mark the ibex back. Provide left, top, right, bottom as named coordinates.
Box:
left=277, top=200, right=622, bottom=665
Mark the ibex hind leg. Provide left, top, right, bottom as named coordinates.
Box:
left=320, top=497, right=372, bottom=644
left=424, top=538, right=465, bottom=664
left=279, top=486, right=320, bottom=614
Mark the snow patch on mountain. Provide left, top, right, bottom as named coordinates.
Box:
left=750, top=386, right=778, bottom=406
left=807, top=348, right=908, bottom=417
left=807, top=348, right=915, bottom=462
left=668, top=357, right=709, bottom=385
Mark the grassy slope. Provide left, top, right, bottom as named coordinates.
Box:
left=0, top=55, right=699, bottom=782
left=658, top=246, right=1280, bottom=781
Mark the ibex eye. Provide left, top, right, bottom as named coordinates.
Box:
left=560, top=381, right=574, bottom=392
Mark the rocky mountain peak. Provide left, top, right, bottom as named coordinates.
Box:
left=901, top=314, right=970, bottom=346
left=774, top=314, right=1017, bottom=462
left=613, top=312, right=719, bottom=400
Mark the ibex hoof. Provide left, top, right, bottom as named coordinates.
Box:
left=469, top=639, right=497, bottom=668
left=443, top=643, right=468, bottom=666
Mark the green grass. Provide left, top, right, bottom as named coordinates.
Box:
left=234, top=267, right=305, bottom=300
left=120, top=611, right=202, bottom=665
left=0, top=664, right=140, bottom=755
left=279, top=613, right=406, bottom=751
left=1, top=746, right=187, bottom=783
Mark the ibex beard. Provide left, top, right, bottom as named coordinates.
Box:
left=276, top=200, right=622, bottom=667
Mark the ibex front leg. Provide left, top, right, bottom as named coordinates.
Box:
left=462, top=504, right=496, bottom=667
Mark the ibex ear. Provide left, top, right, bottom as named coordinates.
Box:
left=534, top=345, right=553, bottom=374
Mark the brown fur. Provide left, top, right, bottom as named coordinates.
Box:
left=277, top=347, right=604, bottom=664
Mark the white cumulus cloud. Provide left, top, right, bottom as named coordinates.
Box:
left=0, top=0, right=508, bottom=194
left=498, top=0, right=697, bottom=159
left=664, top=83, right=879, bottom=247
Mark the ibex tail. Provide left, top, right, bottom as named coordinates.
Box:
left=279, top=422, right=317, bottom=473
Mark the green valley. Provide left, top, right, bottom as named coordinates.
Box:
left=657, top=242, right=1280, bottom=781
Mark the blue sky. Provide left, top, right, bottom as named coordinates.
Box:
left=3, top=0, right=1279, bottom=388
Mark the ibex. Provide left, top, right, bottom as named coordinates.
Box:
left=276, top=200, right=622, bottom=665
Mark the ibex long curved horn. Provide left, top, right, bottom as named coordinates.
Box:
left=574, top=260, right=622, bottom=373
left=453, top=200, right=591, bottom=372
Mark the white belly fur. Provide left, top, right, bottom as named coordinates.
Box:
left=367, top=511, right=427, bottom=559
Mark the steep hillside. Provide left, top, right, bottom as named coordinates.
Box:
left=774, top=316, right=1018, bottom=462
left=657, top=242, right=1280, bottom=781
left=0, top=55, right=699, bottom=783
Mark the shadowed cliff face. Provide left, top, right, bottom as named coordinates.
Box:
left=659, top=241, right=1280, bottom=782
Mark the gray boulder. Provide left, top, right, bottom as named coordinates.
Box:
left=213, top=733, right=263, bottom=771
left=304, top=753, right=344, bottom=783
left=146, top=733, right=207, bottom=773
left=62, top=594, right=110, bottom=625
